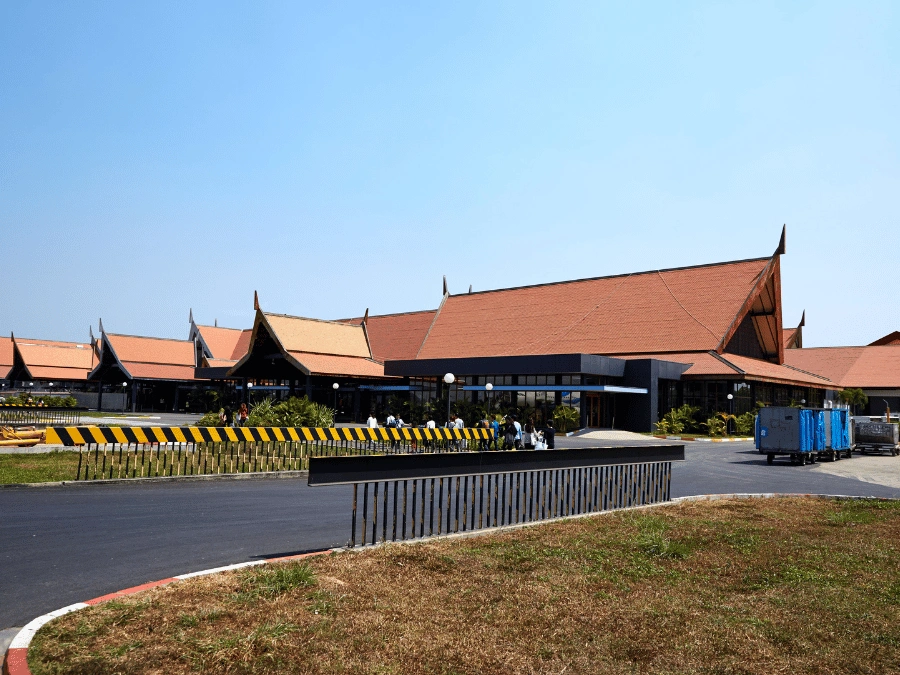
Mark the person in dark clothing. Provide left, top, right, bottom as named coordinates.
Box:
left=503, top=417, right=517, bottom=449
left=543, top=420, right=556, bottom=449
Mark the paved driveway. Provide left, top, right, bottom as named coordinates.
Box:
left=2, top=441, right=898, bottom=635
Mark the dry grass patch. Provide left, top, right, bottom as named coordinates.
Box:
left=29, top=497, right=900, bottom=674
left=0, top=451, right=80, bottom=484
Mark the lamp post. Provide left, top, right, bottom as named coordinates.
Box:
left=333, top=382, right=339, bottom=413
left=726, top=393, right=734, bottom=435
left=122, top=381, right=128, bottom=412
left=247, top=382, right=253, bottom=405
left=443, top=373, right=455, bottom=425
left=485, top=382, right=493, bottom=419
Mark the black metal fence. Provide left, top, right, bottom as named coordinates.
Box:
left=0, top=407, right=82, bottom=427
left=44, top=426, right=497, bottom=481
left=307, top=446, right=684, bottom=547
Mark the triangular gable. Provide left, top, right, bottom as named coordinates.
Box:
left=229, top=309, right=381, bottom=378
left=718, top=255, right=783, bottom=363
left=870, top=331, right=900, bottom=346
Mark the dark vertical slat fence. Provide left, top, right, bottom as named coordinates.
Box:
left=0, top=408, right=82, bottom=427
left=345, top=462, right=673, bottom=547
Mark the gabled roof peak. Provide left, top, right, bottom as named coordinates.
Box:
left=451, top=255, right=772, bottom=298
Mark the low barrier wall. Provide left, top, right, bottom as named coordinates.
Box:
left=308, top=444, right=685, bottom=548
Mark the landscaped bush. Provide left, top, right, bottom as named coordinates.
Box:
left=196, top=409, right=225, bottom=427
left=0, top=394, right=77, bottom=407
left=552, top=405, right=580, bottom=432
left=655, top=404, right=701, bottom=435
left=247, top=397, right=334, bottom=428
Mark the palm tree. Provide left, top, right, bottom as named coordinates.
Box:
left=838, top=388, right=868, bottom=415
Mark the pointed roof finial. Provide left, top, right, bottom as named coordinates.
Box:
left=189, top=308, right=194, bottom=324
left=799, top=310, right=806, bottom=328
left=775, top=224, right=786, bottom=256
left=214, top=318, right=218, bottom=327
left=468, top=284, right=473, bottom=294
left=442, top=275, right=448, bottom=296
left=98, top=318, right=105, bottom=334
left=10, top=331, right=14, bottom=341
left=89, top=326, right=95, bottom=342
left=362, top=308, right=369, bottom=324
left=253, top=290, right=260, bottom=311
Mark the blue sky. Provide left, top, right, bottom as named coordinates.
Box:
left=1, top=1, right=897, bottom=347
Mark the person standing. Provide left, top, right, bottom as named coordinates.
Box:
left=513, top=416, right=523, bottom=450
left=503, top=417, right=517, bottom=449
left=491, top=416, right=500, bottom=450
left=524, top=417, right=536, bottom=449
left=425, top=416, right=436, bottom=450
left=543, top=420, right=556, bottom=449
left=366, top=411, right=378, bottom=449
left=238, top=403, right=248, bottom=427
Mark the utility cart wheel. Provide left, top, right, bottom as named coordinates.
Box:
left=846, top=449, right=853, bottom=458
left=767, top=453, right=774, bottom=465
left=790, top=453, right=798, bottom=465
left=809, top=454, right=817, bottom=464
left=800, top=454, right=807, bottom=466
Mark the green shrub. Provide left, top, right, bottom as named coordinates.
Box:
left=656, top=404, right=701, bottom=435
left=246, top=397, right=335, bottom=428
left=552, top=405, right=580, bottom=433
left=196, top=409, right=225, bottom=427
left=703, top=414, right=727, bottom=437
left=735, top=411, right=756, bottom=435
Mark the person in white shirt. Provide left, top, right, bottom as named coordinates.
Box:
left=513, top=417, right=523, bottom=450
left=386, top=413, right=395, bottom=427
left=366, top=413, right=378, bottom=449
left=425, top=417, right=436, bottom=450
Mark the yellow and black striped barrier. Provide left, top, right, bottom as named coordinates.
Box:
left=50, top=426, right=498, bottom=481
left=46, top=426, right=493, bottom=446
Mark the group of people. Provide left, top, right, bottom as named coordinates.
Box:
left=364, top=411, right=555, bottom=451
left=219, top=403, right=249, bottom=427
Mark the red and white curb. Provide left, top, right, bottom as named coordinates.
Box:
left=2, top=550, right=334, bottom=675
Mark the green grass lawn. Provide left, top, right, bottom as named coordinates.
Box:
left=0, top=451, right=81, bottom=484
left=27, top=497, right=900, bottom=674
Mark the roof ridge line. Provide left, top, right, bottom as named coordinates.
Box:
left=339, top=308, right=438, bottom=321
left=262, top=311, right=365, bottom=328
left=655, top=271, right=721, bottom=341
left=415, top=292, right=449, bottom=359
left=780, top=363, right=834, bottom=382
left=708, top=351, right=745, bottom=375
left=107, top=333, right=193, bottom=344
left=451, top=256, right=772, bottom=298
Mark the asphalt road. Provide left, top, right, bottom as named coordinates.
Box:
left=2, top=441, right=898, bottom=632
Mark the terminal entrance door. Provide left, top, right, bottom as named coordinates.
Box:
left=585, top=393, right=615, bottom=428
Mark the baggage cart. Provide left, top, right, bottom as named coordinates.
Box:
left=853, top=421, right=899, bottom=456
left=756, top=407, right=852, bottom=466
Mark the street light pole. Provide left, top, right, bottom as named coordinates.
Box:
left=443, top=373, right=455, bottom=425
left=726, top=393, right=734, bottom=435
left=333, top=382, right=339, bottom=414
left=485, top=382, right=494, bottom=419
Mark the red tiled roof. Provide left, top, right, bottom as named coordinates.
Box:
left=0, top=337, right=13, bottom=379
left=869, top=331, right=900, bottom=346
left=102, top=333, right=197, bottom=381
left=289, top=352, right=385, bottom=378
left=196, top=325, right=252, bottom=361
left=618, top=351, right=832, bottom=387
left=12, top=338, right=96, bottom=381
left=106, top=334, right=195, bottom=366
left=784, top=346, right=900, bottom=389
left=206, top=358, right=240, bottom=369
left=341, top=310, right=437, bottom=362
left=124, top=363, right=198, bottom=381
left=416, top=258, right=773, bottom=359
